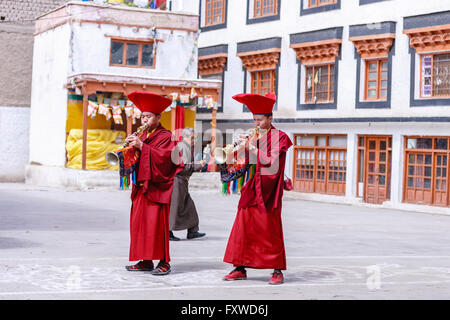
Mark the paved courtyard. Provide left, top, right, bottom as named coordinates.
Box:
left=0, top=182, right=450, bottom=300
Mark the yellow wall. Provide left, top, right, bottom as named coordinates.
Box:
left=66, top=97, right=111, bottom=134
left=160, top=110, right=172, bottom=131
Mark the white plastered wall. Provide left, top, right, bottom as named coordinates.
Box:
left=29, top=24, right=71, bottom=167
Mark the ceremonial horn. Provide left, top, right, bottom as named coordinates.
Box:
left=105, top=124, right=149, bottom=166
left=213, top=126, right=260, bottom=164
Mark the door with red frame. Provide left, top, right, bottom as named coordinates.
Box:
left=364, top=137, right=391, bottom=204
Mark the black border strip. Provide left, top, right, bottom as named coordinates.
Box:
left=198, top=44, right=228, bottom=57
left=359, top=0, right=391, bottom=5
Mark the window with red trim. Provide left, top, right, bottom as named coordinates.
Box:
left=251, top=70, right=275, bottom=95
left=254, top=0, right=277, bottom=18
left=364, top=59, right=388, bottom=101
left=305, top=64, right=335, bottom=103
left=420, top=53, right=450, bottom=98
left=205, top=0, right=225, bottom=26
left=110, top=40, right=155, bottom=68
left=308, top=0, right=337, bottom=8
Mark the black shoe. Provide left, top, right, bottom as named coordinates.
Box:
left=169, top=231, right=180, bottom=241
left=187, top=231, right=206, bottom=239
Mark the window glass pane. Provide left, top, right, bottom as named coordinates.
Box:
left=416, top=138, right=433, bottom=149
left=436, top=138, right=448, bottom=150
left=329, top=136, right=347, bottom=147
left=297, top=136, right=315, bottom=146
left=141, top=43, right=154, bottom=67
left=382, top=61, right=388, bottom=69
left=126, top=43, right=139, bottom=66
left=368, top=72, right=377, bottom=80
left=368, top=89, right=377, bottom=97
left=111, top=41, right=124, bottom=65
left=407, top=138, right=417, bottom=149
left=382, top=71, right=388, bottom=78
left=381, top=89, right=387, bottom=97
left=368, top=81, right=377, bottom=88
left=381, top=80, right=388, bottom=88
left=317, top=136, right=327, bottom=147
left=408, top=177, right=414, bottom=187
left=369, top=63, right=377, bottom=70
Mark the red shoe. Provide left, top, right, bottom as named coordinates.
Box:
left=151, top=261, right=171, bottom=276
left=269, top=271, right=284, bottom=285
left=125, top=260, right=154, bottom=271
left=223, top=269, right=247, bottom=281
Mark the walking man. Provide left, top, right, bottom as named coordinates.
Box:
left=169, top=127, right=207, bottom=241
left=223, top=92, right=293, bottom=285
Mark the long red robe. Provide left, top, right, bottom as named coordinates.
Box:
left=129, top=124, right=182, bottom=262
left=223, top=126, right=293, bottom=270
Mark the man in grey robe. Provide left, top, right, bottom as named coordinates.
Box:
left=169, top=127, right=206, bottom=241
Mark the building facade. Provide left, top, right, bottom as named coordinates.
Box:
left=194, top=0, right=450, bottom=214
left=0, top=0, right=68, bottom=182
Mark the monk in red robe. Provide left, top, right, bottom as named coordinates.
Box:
left=124, top=91, right=182, bottom=275
left=223, top=92, right=293, bottom=285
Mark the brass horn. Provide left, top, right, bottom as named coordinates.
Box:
left=213, top=126, right=260, bottom=164
left=105, top=124, right=149, bottom=166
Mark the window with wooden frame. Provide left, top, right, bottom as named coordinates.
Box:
left=404, top=136, right=450, bottom=207
left=308, top=0, right=337, bottom=8
left=110, top=40, right=155, bottom=68
left=305, top=63, right=335, bottom=103
left=205, top=0, right=225, bottom=26
left=251, top=69, right=275, bottom=95
left=364, top=59, right=388, bottom=101
left=293, top=134, right=347, bottom=196
left=254, top=0, right=278, bottom=17
left=420, top=53, right=450, bottom=98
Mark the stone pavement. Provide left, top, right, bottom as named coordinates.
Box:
left=0, top=183, right=450, bottom=300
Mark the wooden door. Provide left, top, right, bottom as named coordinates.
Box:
left=434, top=153, right=448, bottom=206
left=364, top=137, right=391, bottom=204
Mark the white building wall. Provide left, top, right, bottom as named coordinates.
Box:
left=0, top=106, right=30, bottom=182
left=71, top=23, right=197, bottom=79
left=29, top=24, right=71, bottom=167
left=196, top=0, right=450, bottom=120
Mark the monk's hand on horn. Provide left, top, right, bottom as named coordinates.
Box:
left=128, top=135, right=143, bottom=150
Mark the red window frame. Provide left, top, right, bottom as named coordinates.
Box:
left=109, top=40, right=156, bottom=69
left=420, top=53, right=450, bottom=98
left=293, top=134, right=347, bottom=196
left=403, top=136, right=450, bottom=207
left=254, top=0, right=277, bottom=18
left=364, top=59, right=388, bottom=101
left=205, top=0, right=225, bottom=26
left=304, top=63, right=335, bottom=104
left=251, top=69, right=275, bottom=95
left=308, top=0, right=337, bottom=8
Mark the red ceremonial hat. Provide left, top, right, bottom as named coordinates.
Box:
left=232, top=92, right=276, bottom=114
left=127, top=91, right=172, bottom=115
